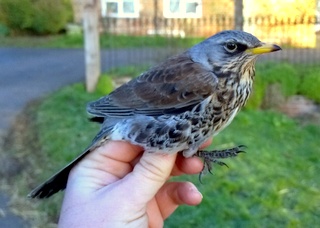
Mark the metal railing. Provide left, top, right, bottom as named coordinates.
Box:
left=100, top=16, right=320, bottom=71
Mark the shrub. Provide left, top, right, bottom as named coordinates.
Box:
left=245, top=73, right=266, bottom=109
left=0, top=23, right=9, bottom=36
left=0, top=0, right=33, bottom=33
left=31, top=0, right=73, bottom=34
left=95, top=74, right=114, bottom=95
left=0, top=0, right=73, bottom=35
left=258, top=62, right=300, bottom=97
left=246, top=62, right=301, bottom=109
left=298, top=70, right=320, bottom=103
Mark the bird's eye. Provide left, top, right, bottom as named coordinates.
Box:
left=224, top=42, right=238, bottom=52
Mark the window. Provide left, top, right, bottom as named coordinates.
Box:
left=101, top=0, right=139, bottom=18
left=163, top=0, right=202, bottom=18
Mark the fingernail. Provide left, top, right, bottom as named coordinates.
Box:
left=188, top=183, right=203, bottom=198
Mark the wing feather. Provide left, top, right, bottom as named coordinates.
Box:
left=87, top=53, right=218, bottom=117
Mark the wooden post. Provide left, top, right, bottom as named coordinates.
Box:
left=83, top=0, right=101, bottom=92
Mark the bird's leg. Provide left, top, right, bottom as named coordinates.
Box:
left=195, top=145, right=246, bottom=182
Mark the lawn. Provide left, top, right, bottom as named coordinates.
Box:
left=167, top=110, right=320, bottom=227
left=0, top=33, right=203, bottom=49
left=31, top=85, right=320, bottom=227
left=2, top=63, right=320, bottom=227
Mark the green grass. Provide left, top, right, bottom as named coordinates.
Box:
left=246, top=62, right=320, bottom=109
left=166, top=110, right=320, bottom=227
left=245, top=62, right=300, bottom=109
left=0, top=33, right=203, bottom=49
left=297, top=68, right=320, bottom=102
left=3, top=63, right=319, bottom=226
left=35, top=84, right=102, bottom=167
left=106, top=65, right=148, bottom=78
left=0, top=34, right=84, bottom=48
left=17, top=79, right=318, bottom=227
left=256, top=62, right=300, bottom=97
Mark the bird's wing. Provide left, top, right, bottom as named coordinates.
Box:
left=88, top=53, right=218, bottom=117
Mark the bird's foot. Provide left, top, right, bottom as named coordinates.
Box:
left=195, top=145, right=246, bottom=183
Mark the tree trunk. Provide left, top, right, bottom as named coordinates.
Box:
left=83, top=0, right=101, bottom=92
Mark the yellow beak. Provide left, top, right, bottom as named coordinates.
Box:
left=247, top=43, right=281, bottom=55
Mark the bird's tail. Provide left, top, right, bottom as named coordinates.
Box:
left=27, top=146, right=93, bottom=199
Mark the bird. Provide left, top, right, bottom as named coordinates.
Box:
left=28, top=30, right=281, bottom=199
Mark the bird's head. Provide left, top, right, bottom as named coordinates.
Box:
left=190, top=30, right=281, bottom=77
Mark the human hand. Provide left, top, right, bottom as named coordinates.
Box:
left=58, top=139, right=212, bottom=228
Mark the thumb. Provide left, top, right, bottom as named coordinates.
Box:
left=125, top=151, right=177, bottom=204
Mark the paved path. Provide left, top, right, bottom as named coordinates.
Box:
left=0, top=47, right=172, bottom=130
left=0, top=47, right=319, bottom=227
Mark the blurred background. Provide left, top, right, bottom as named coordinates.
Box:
left=0, top=0, right=319, bottom=227
left=1, top=0, right=320, bottom=64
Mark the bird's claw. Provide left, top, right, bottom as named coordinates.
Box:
left=196, top=145, right=246, bottom=183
